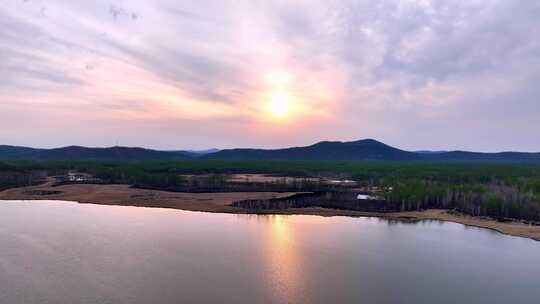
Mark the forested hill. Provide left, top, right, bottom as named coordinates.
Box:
left=204, top=139, right=420, bottom=161
left=204, top=139, right=540, bottom=162
left=0, top=145, right=192, bottom=161
left=1, top=139, right=539, bottom=162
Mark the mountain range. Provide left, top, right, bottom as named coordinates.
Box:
left=1, top=139, right=539, bottom=162
left=0, top=145, right=192, bottom=161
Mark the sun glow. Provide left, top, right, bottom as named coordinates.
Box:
left=261, top=70, right=298, bottom=121
left=269, top=91, right=290, bottom=117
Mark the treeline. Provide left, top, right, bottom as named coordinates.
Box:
left=1, top=160, right=540, bottom=221
left=38, top=161, right=335, bottom=192
left=381, top=179, right=540, bottom=221
left=0, top=162, right=48, bottom=191
left=3, top=160, right=540, bottom=185
left=0, top=160, right=333, bottom=192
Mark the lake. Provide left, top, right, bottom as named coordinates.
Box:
left=1, top=200, right=539, bottom=304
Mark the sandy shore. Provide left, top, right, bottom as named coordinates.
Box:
left=0, top=181, right=297, bottom=213
left=1, top=181, right=539, bottom=241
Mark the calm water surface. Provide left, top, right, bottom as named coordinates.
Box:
left=0, top=200, right=539, bottom=304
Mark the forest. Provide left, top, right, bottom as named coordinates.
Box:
left=1, top=160, right=540, bottom=221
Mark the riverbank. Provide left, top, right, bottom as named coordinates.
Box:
left=1, top=182, right=539, bottom=241
left=0, top=182, right=297, bottom=213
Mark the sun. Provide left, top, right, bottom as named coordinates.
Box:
left=269, top=91, right=290, bottom=117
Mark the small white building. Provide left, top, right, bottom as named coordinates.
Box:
left=67, top=173, right=85, bottom=182
left=357, top=194, right=377, bottom=200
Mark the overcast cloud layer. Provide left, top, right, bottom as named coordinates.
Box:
left=1, top=0, right=539, bottom=151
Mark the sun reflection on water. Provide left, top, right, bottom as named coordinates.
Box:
left=263, top=215, right=306, bottom=303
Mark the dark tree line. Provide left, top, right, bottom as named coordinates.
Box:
left=2, top=160, right=540, bottom=221
left=0, top=170, right=47, bottom=191
left=382, top=179, right=540, bottom=221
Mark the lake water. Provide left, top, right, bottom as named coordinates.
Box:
left=1, top=200, right=539, bottom=304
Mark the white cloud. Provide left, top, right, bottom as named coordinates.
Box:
left=0, top=0, right=539, bottom=151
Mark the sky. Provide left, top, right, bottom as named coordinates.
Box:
left=1, top=0, right=539, bottom=152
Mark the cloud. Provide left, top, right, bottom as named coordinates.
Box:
left=0, top=0, right=539, bottom=151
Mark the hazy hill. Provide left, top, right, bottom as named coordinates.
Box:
left=182, top=148, right=220, bottom=156
left=0, top=145, right=192, bottom=161
left=1, top=140, right=539, bottom=162
left=205, top=139, right=540, bottom=162
left=204, top=139, right=422, bottom=161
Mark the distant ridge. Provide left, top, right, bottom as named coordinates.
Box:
left=0, top=145, right=192, bottom=161
left=204, top=139, right=420, bottom=161
left=204, top=139, right=540, bottom=162
left=1, top=140, right=539, bottom=162
left=415, top=150, right=448, bottom=154
left=182, top=148, right=220, bottom=156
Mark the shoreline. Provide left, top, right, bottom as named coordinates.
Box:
left=1, top=182, right=539, bottom=242
left=216, top=207, right=540, bottom=242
